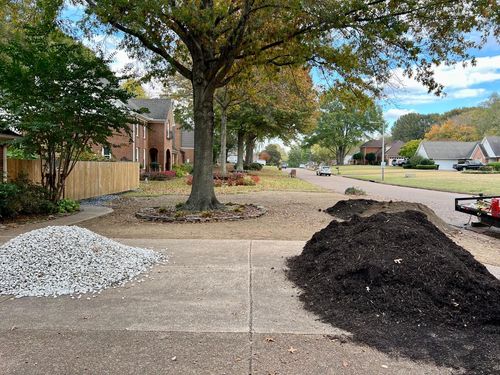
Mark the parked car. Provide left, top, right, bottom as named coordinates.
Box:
left=391, top=158, right=408, bottom=167
left=452, top=160, right=484, bottom=171
left=281, top=162, right=288, bottom=169
left=299, top=163, right=306, bottom=168
left=316, top=166, right=332, bottom=176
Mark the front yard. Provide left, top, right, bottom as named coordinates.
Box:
left=335, top=165, right=500, bottom=195
left=125, top=167, right=324, bottom=197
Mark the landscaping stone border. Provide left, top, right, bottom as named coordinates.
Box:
left=135, top=203, right=267, bottom=223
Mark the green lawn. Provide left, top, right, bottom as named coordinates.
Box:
left=125, top=166, right=324, bottom=197
left=335, top=165, right=500, bottom=195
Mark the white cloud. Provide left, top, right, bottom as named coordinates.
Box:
left=387, top=55, right=500, bottom=105
left=383, top=108, right=416, bottom=121
left=449, top=88, right=487, bottom=99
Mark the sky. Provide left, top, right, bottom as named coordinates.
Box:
left=61, top=4, right=500, bottom=132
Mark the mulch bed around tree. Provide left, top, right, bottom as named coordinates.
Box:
left=287, top=210, right=500, bottom=374
left=135, top=203, right=266, bottom=223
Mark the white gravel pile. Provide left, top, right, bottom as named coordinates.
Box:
left=0, top=226, right=163, bottom=298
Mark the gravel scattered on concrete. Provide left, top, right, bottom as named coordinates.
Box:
left=80, top=194, right=120, bottom=206
left=0, top=226, right=163, bottom=298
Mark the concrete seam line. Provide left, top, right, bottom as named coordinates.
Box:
left=248, top=240, right=254, bottom=374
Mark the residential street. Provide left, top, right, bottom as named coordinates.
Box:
left=292, top=168, right=471, bottom=227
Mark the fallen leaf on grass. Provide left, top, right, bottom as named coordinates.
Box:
left=287, top=347, right=297, bottom=353
left=265, top=337, right=275, bottom=342
left=342, top=360, right=349, bottom=368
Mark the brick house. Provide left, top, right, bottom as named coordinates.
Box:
left=481, top=136, right=500, bottom=163
left=359, top=139, right=404, bottom=165
left=93, top=98, right=194, bottom=171
left=0, top=129, right=21, bottom=182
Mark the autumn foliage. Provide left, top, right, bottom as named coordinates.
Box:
left=424, top=120, right=479, bottom=142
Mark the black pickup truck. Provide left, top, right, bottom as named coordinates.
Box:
left=452, top=160, right=484, bottom=171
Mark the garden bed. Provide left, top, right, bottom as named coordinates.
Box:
left=135, top=203, right=267, bottom=223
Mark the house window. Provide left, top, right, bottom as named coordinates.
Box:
left=143, top=125, right=146, bottom=139
left=102, top=146, right=111, bottom=159
left=136, top=124, right=139, bottom=137
left=135, top=147, right=139, bottom=162
left=143, top=148, right=146, bottom=165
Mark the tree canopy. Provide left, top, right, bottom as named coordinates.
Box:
left=0, top=23, right=132, bottom=201
left=424, top=120, right=479, bottom=142
left=391, top=113, right=440, bottom=142
left=305, top=89, right=384, bottom=165
left=62, top=1, right=500, bottom=209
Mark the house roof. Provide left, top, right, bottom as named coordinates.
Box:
left=419, top=141, right=478, bottom=160
left=360, top=139, right=383, bottom=148
left=0, top=129, right=21, bottom=140
left=485, top=136, right=500, bottom=156
left=128, top=99, right=172, bottom=121
left=385, top=140, right=405, bottom=157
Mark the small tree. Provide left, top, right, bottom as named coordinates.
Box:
left=365, top=153, right=377, bottom=165
left=352, top=152, right=363, bottom=164
left=399, top=140, right=422, bottom=158
left=0, top=25, right=132, bottom=202
left=264, top=144, right=283, bottom=166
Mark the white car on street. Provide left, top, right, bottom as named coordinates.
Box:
left=316, top=166, right=332, bottom=176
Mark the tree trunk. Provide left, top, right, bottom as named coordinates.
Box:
left=236, top=130, right=245, bottom=171
left=184, top=75, right=221, bottom=211
left=220, top=106, right=228, bottom=177
left=336, top=147, right=346, bottom=166
left=245, top=135, right=256, bottom=165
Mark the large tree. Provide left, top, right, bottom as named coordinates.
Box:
left=0, top=24, right=132, bottom=201
left=306, top=89, right=384, bottom=165
left=391, top=113, right=440, bottom=142
left=75, top=0, right=497, bottom=210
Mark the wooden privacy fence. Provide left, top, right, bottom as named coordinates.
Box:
left=7, top=160, right=140, bottom=200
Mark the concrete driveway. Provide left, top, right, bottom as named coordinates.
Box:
left=293, top=168, right=471, bottom=226
left=0, top=239, right=451, bottom=375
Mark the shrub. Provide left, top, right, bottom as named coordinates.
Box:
left=415, top=165, right=439, bottom=170
left=344, top=187, right=366, bottom=196
left=408, top=155, right=424, bottom=167
left=419, top=158, right=435, bottom=166
left=488, top=162, right=500, bottom=171
left=173, top=163, right=193, bottom=177
left=250, top=175, right=260, bottom=184
left=365, top=152, right=377, bottom=164
left=140, top=171, right=176, bottom=181
left=0, top=175, right=57, bottom=219
left=243, top=163, right=263, bottom=171
left=479, top=166, right=494, bottom=172
left=186, top=175, right=193, bottom=185
left=57, top=199, right=80, bottom=213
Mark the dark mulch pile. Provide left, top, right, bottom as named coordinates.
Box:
left=324, top=198, right=378, bottom=219
left=287, top=210, right=500, bottom=374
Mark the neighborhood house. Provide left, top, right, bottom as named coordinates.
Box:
left=92, top=98, right=194, bottom=171
left=358, top=139, right=405, bottom=165
left=416, top=136, right=500, bottom=170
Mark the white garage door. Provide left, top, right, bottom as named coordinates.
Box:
left=435, top=160, right=456, bottom=170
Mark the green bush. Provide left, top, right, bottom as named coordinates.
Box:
left=243, top=162, right=263, bottom=171
left=419, top=158, right=435, bottom=166
left=57, top=199, right=80, bottom=213
left=415, top=165, right=439, bottom=170
left=0, top=175, right=57, bottom=219
left=479, top=166, right=494, bottom=172
left=488, top=162, right=500, bottom=171
left=172, top=164, right=192, bottom=177
left=408, top=155, right=424, bottom=167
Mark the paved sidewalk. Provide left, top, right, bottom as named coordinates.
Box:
left=0, top=239, right=451, bottom=374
